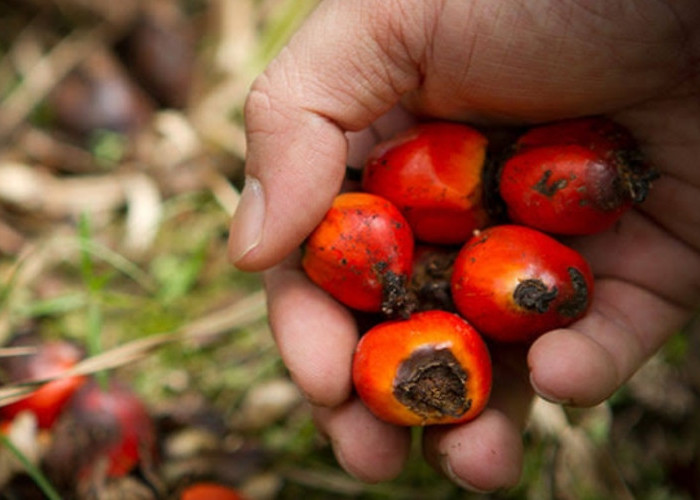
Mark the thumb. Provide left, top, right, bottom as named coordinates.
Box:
left=228, top=0, right=427, bottom=271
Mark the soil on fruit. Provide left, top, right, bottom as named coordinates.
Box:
left=393, top=346, right=471, bottom=420
left=533, top=169, right=569, bottom=197
left=513, top=279, right=559, bottom=313
left=557, top=267, right=590, bottom=318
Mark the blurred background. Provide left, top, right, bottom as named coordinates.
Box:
left=0, top=0, right=698, bottom=498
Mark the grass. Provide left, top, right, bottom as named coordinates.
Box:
left=0, top=432, right=62, bottom=500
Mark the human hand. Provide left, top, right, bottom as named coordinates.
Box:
left=228, top=0, right=700, bottom=491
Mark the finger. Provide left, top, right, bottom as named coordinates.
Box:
left=229, top=0, right=425, bottom=270
left=230, top=0, right=695, bottom=271
left=422, top=410, right=524, bottom=493
left=613, top=97, right=700, bottom=251
left=487, top=343, right=535, bottom=426
left=264, top=250, right=358, bottom=407
left=346, top=104, right=418, bottom=168
left=313, top=399, right=412, bottom=483
left=529, top=210, right=700, bottom=406
left=422, top=343, right=532, bottom=492
left=402, top=1, right=694, bottom=123
left=528, top=280, right=688, bottom=406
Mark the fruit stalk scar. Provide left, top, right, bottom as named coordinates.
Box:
left=393, top=346, right=471, bottom=420
left=513, top=279, right=558, bottom=313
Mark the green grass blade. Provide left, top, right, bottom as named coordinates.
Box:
left=0, top=433, right=62, bottom=500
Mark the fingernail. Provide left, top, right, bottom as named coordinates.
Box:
left=229, top=176, right=265, bottom=264
left=529, top=373, right=569, bottom=405
left=441, top=456, right=491, bottom=494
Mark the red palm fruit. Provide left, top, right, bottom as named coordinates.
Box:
left=451, top=225, right=594, bottom=343
left=0, top=340, right=86, bottom=429
left=515, top=116, right=639, bottom=159
left=352, top=310, right=491, bottom=426
left=302, top=192, right=414, bottom=316
left=180, top=483, right=246, bottom=500
left=65, top=379, right=156, bottom=478
left=499, top=117, right=657, bottom=235
left=362, top=122, right=490, bottom=244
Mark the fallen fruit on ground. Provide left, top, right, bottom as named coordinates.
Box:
left=362, top=122, right=490, bottom=244
left=0, top=339, right=87, bottom=429
left=48, top=378, right=156, bottom=480
left=451, top=225, right=594, bottom=343
left=352, top=310, right=492, bottom=426
left=180, top=482, right=246, bottom=500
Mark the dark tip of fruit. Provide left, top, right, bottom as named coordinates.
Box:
left=513, top=279, right=558, bottom=313
left=557, top=267, right=590, bottom=318
left=617, top=150, right=660, bottom=204
left=393, top=346, right=471, bottom=419
left=627, top=168, right=660, bottom=203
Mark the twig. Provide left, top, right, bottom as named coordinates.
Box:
left=0, top=291, right=267, bottom=407
left=0, top=433, right=62, bottom=500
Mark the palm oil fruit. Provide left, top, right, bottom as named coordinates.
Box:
left=451, top=225, right=594, bottom=343
left=180, top=483, right=246, bottom=500
left=0, top=339, right=86, bottom=429
left=298, top=116, right=656, bottom=428
left=302, top=192, right=414, bottom=316
left=352, top=310, right=492, bottom=426
left=499, top=116, right=657, bottom=234
left=362, top=122, right=490, bottom=244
